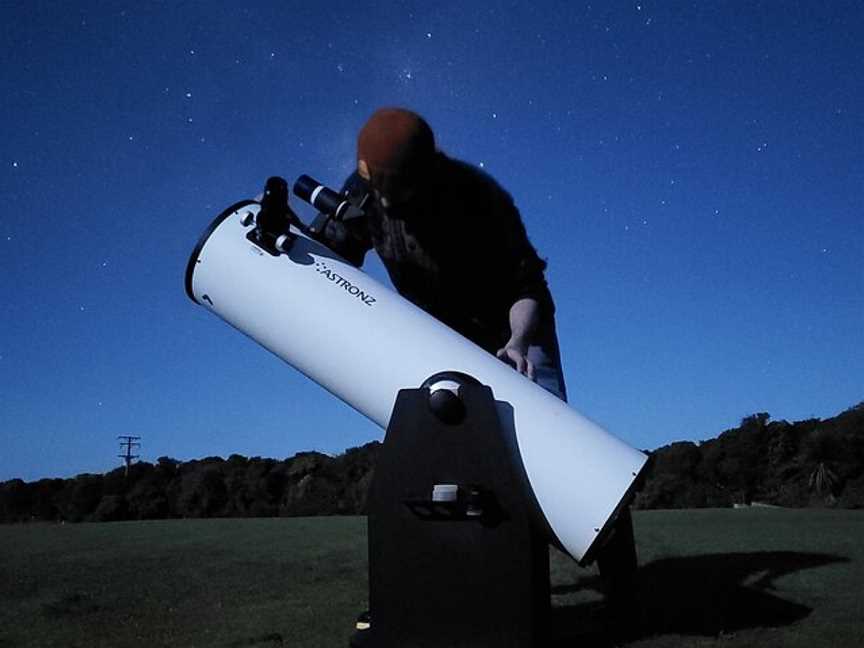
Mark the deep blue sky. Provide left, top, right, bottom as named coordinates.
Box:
left=1, top=2, right=861, bottom=482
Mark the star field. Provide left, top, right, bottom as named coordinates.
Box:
left=0, top=2, right=861, bottom=481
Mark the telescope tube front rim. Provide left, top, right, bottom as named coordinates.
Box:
left=185, top=200, right=258, bottom=303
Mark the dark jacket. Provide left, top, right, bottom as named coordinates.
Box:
left=320, top=154, right=554, bottom=352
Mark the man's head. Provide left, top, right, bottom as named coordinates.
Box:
left=357, top=108, right=436, bottom=209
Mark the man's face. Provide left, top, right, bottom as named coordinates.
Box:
left=359, top=159, right=429, bottom=216
left=374, top=174, right=420, bottom=210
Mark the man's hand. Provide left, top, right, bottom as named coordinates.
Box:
left=496, top=345, right=535, bottom=380
left=497, top=297, right=540, bottom=380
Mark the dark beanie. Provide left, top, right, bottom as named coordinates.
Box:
left=357, top=108, right=435, bottom=181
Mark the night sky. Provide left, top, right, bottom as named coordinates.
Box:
left=1, top=2, right=861, bottom=482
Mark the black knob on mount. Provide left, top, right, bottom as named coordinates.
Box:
left=421, top=372, right=480, bottom=425
left=428, top=389, right=465, bottom=425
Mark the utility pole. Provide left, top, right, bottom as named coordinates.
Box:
left=117, top=436, right=141, bottom=477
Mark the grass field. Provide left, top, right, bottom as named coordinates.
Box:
left=0, top=509, right=861, bottom=647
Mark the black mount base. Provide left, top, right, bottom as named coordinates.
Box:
left=354, top=379, right=550, bottom=648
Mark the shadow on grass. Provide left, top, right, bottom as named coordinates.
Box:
left=548, top=551, right=849, bottom=646
left=41, top=591, right=103, bottom=618
left=225, top=632, right=284, bottom=647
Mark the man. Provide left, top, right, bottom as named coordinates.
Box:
left=320, top=107, right=567, bottom=402
left=324, top=107, right=638, bottom=635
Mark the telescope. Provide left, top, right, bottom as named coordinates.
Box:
left=186, top=176, right=648, bottom=646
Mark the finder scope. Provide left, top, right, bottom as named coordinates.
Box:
left=245, top=176, right=299, bottom=255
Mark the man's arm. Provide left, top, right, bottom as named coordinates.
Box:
left=496, top=297, right=540, bottom=380
left=483, top=184, right=549, bottom=380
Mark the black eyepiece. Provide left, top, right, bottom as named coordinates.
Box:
left=293, top=175, right=364, bottom=222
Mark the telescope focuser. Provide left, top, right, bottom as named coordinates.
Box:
left=247, top=176, right=299, bottom=255
left=293, top=174, right=368, bottom=238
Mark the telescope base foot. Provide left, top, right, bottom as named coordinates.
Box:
left=348, top=630, right=372, bottom=648
left=348, top=610, right=372, bottom=647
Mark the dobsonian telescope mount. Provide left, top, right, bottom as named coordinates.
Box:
left=353, top=372, right=551, bottom=648
left=117, top=435, right=140, bottom=476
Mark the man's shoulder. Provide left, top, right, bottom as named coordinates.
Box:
left=442, top=155, right=497, bottom=185
left=439, top=155, right=513, bottom=203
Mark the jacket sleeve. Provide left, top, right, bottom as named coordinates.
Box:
left=316, top=172, right=373, bottom=268
left=487, top=184, right=553, bottom=312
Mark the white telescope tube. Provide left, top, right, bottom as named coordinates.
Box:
left=186, top=201, right=648, bottom=562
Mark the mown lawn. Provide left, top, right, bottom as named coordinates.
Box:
left=0, top=509, right=861, bottom=647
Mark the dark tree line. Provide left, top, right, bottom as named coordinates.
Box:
left=1, top=402, right=862, bottom=523
left=0, top=444, right=379, bottom=523
left=633, top=402, right=864, bottom=509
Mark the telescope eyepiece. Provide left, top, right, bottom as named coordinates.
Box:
left=293, top=175, right=365, bottom=222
